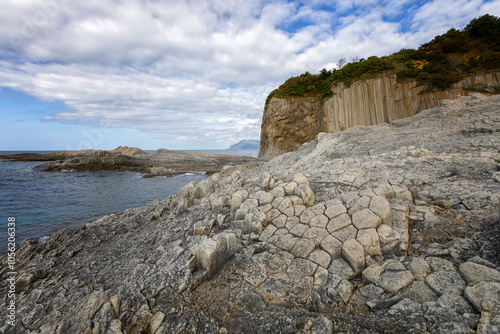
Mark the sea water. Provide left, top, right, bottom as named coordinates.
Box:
left=0, top=152, right=207, bottom=253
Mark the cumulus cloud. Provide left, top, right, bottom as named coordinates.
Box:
left=1, top=0, right=499, bottom=149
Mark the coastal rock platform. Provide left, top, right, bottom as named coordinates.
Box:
left=1, top=94, right=499, bottom=333
left=0, top=147, right=257, bottom=177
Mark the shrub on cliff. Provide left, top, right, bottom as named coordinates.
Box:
left=268, top=15, right=500, bottom=101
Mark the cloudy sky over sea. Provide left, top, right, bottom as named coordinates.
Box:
left=1, top=0, right=500, bottom=150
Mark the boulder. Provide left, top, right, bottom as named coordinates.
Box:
left=464, top=282, right=500, bottom=313
left=352, top=209, right=382, bottom=230
left=459, top=262, right=500, bottom=284
left=192, top=232, right=238, bottom=283
left=341, top=239, right=365, bottom=275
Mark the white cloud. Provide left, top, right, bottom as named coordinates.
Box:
left=1, top=0, right=499, bottom=149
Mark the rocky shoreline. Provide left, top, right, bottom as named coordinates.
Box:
left=1, top=94, right=499, bottom=333
left=0, top=147, right=258, bottom=177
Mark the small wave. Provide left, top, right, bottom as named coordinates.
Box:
left=38, top=236, right=50, bottom=242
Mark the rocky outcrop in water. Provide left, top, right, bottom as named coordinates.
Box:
left=259, top=72, right=500, bottom=159
left=1, top=94, right=499, bottom=333
left=1, top=148, right=257, bottom=177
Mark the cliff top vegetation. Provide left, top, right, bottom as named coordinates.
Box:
left=268, top=14, right=500, bottom=101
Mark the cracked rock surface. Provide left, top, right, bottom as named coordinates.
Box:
left=1, top=94, right=500, bottom=333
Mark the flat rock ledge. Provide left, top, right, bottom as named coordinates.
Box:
left=1, top=94, right=500, bottom=334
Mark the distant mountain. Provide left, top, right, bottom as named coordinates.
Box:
left=228, top=140, right=260, bottom=151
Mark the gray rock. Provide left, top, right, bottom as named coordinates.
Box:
left=459, top=262, right=500, bottom=284
left=349, top=196, right=371, bottom=215
left=300, top=209, right=316, bottom=224
left=352, top=209, right=382, bottom=230
left=259, top=224, right=277, bottom=242
left=193, top=232, right=238, bottom=283
left=359, top=284, right=384, bottom=299
left=331, top=224, right=358, bottom=243
left=270, top=186, right=285, bottom=198
left=320, top=235, right=343, bottom=259
left=314, top=266, right=329, bottom=286
left=253, top=191, right=274, bottom=206
left=326, top=213, right=352, bottom=233
left=407, top=257, right=431, bottom=280
left=379, top=270, right=415, bottom=294
left=336, top=279, right=354, bottom=303
left=302, top=227, right=328, bottom=246
left=272, top=214, right=288, bottom=229
left=275, top=234, right=299, bottom=252
left=5, top=94, right=500, bottom=333
left=310, top=203, right=326, bottom=215
left=240, top=198, right=259, bottom=211
left=294, top=184, right=315, bottom=207
left=362, top=264, right=384, bottom=285
left=385, top=260, right=406, bottom=271
left=293, top=173, right=310, bottom=186
left=388, top=298, right=422, bottom=315
left=309, top=214, right=329, bottom=228
left=287, top=258, right=318, bottom=281
left=284, top=182, right=298, bottom=196
left=464, top=282, right=500, bottom=313
left=267, top=251, right=295, bottom=274
left=277, top=198, right=294, bottom=216
left=266, top=208, right=281, bottom=221
left=356, top=228, right=381, bottom=256
left=425, top=256, right=456, bottom=272
left=309, top=315, right=333, bottom=334
left=289, top=223, right=309, bottom=237
left=437, top=292, right=475, bottom=315
left=400, top=280, right=438, bottom=303
left=324, top=203, right=347, bottom=219
left=477, top=312, right=500, bottom=334
left=377, top=224, right=401, bottom=252
left=425, top=270, right=466, bottom=296
left=285, top=216, right=300, bottom=230
left=308, top=250, right=332, bottom=269
left=342, top=239, right=365, bottom=275
left=294, top=205, right=306, bottom=216
left=328, top=258, right=356, bottom=280
left=369, top=196, right=392, bottom=225
left=291, top=238, right=316, bottom=259
left=231, top=190, right=248, bottom=211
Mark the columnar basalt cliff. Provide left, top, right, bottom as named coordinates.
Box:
left=259, top=72, right=500, bottom=159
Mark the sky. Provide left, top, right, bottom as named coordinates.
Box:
left=1, top=0, right=500, bottom=151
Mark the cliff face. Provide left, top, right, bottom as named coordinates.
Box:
left=259, top=72, right=500, bottom=158
left=259, top=97, right=325, bottom=159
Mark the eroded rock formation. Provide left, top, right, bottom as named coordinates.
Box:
left=259, top=72, right=500, bottom=159
left=1, top=94, right=499, bottom=333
